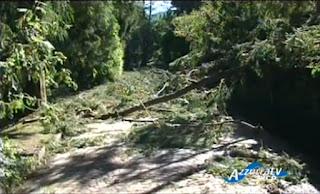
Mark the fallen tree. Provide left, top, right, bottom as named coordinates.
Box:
left=97, top=66, right=244, bottom=120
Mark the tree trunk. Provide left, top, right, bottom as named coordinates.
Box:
left=98, top=67, right=241, bottom=120
left=39, top=66, right=47, bottom=106
left=148, top=0, right=152, bottom=23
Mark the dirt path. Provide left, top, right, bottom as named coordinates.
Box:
left=20, top=120, right=319, bottom=194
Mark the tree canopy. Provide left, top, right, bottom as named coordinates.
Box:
left=2, top=1, right=320, bottom=192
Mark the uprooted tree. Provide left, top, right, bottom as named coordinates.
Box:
left=97, top=1, right=320, bottom=153
left=97, top=64, right=243, bottom=120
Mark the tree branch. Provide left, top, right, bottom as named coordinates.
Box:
left=97, top=67, right=242, bottom=120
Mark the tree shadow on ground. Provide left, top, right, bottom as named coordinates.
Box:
left=21, top=116, right=320, bottom=193
left=21, top=137, right=246, bottom=193
left=126, top=118, right=231, bottom=150
left=0, top=121, right=43, bottom=140
left=126, top=116, right=320, bottom=191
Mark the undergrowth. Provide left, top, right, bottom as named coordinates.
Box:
left=0, top=138, right=40, bottom=193
left=1, top=69, right=167, bottom=191
left=125, top=79, right=233, bottom=153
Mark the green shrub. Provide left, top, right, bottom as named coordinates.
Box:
left=0, top=137, right=38, bottom=193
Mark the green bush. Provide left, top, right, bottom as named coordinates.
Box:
left=0, top=138, right=38, bottom=193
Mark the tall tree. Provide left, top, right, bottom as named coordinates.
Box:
left=60, top=1, right=124, bottom=88
left=0, top=1, right=75, bottom=120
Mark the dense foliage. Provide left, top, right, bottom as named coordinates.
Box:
left=150, top=12, right=190, bottom=68
left=172, top=1, right=320, bottom=151
left=0, top=1, right=147, bottom=122
left=2, top=1, right=320, bottom=191
left=0, top=0, right=319, bottom=148
left=0, top=1, right=75, bottom=120
left=60, top=2, right=124, bottom=87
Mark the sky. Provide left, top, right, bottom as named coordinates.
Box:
left=144, top=1, right=173, bottom=15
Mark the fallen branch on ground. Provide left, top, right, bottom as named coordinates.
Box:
left=20, top=116, right=43, bottom=124
left=154, top=82, right=169, bottom=97
left=21, top=117, right=39, bottom=124
left=148, top=107, right=174, bottom=112
left=212, top=119, right=262, bottom=129
left=97, top=67, right=243, bottom=120
left=122, top=118, right=159, bottom=122
left=165, top=118, right=262, bottom=130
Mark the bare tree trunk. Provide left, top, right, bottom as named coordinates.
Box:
left=39, top=66, right=47, bottom=106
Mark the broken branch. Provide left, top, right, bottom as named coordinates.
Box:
left=122, top=118, right=159, bottom=122
left=97, top=67, right=242, bottom=120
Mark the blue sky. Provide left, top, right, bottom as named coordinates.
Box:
left=144, top=1, right=173, bottom=15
